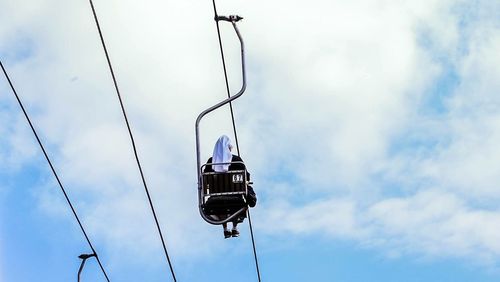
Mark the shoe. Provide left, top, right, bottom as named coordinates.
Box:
left=224, top=230, right=232, bottom=239
left=231, top=229, right=240, bottom=237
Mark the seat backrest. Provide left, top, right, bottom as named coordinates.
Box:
left=202, top=170, right=247, bottom=196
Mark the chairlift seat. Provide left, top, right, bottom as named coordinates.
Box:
left=201, top=168, right=248, bottom=216
left=203, top=195, right=246, bottom=215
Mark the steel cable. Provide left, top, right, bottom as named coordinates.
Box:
left=87, top=1, right=177, bottom=281
left=211, top=0, right=241, bottom=156
left=1, top=60, right=110, bottom=282
left=246, top=209, right=262, bottom=282
left=209, top=2, right=262, bottom=281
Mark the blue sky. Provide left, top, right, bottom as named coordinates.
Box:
left=2, top=0, right=500, bottom=281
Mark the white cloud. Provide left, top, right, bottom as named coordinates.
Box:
left=1, top=0, right=500, bottom=273
left=260, top=189, right=500, bottom=265
left=367, top=190, right=500, bottom=262
left=0, top=110, right=38, bottom=172
left=381, top=8, right=500, bottom=202
left=258, top=197, right=367, bottom=240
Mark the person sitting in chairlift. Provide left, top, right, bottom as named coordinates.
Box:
left=204, top=135, right=256, bottom=238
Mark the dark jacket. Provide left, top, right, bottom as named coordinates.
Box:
left=204, top=155, right=257, bottom=208
left=204, top=155, right=250, bottom=180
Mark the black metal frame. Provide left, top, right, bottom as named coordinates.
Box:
left=77, top=253, right=96, bottom=282
left=199, top=161, right=249, bottom=224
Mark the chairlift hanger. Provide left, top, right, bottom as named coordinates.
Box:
left=195, top=15, right=249, bottom=225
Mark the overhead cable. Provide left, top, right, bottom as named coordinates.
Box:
left=86, top=1, right=177, bottom=281
left=1, top=60, right=110, bottom=282
left=209, top=2, right=262, bottom=281
left=211, top=0, right=241, bottom=156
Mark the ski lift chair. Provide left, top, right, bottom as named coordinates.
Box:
left=200, top=161, right=251, bottom=222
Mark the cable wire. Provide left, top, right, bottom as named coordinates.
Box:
left=247, top=210, right=261, bottom=282
left=210, top=2, right=262, bottom=281
left=87, top=1, right=177, bottom=281
left=211, top=0, right=241, bottom=156
left=1, top=60, right=110, bottom=282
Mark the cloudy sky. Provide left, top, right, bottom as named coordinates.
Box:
left=1, top=0, right=500, bottom=281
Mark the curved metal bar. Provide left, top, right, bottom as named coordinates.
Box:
left=196, top=20, right=246, bottom=180
left=201, top=206, right=248, bottom=225
left=77, top=253, right=96, bottom=282
left=196, top=19, right=247, bottom=224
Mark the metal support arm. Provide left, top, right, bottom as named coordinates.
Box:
left=195, top=18, right=247, bottom=225
left=77, top=253, right=97, bottom=282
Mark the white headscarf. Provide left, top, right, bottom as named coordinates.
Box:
left=212, top=135, right=233, bottom=172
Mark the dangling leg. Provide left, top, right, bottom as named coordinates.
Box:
left=231, top=209, right=247, bottom=237
left=222, top=221, right=231, bottom=239
left=231, top=221, right=240, bottom=237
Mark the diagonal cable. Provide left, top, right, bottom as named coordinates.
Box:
left=211, top=0, right=241, bottom=156
left=1, top=60, right=110, bottom=282
left=87, top=1, right=177, bottom=281
left=210, top=1, right=262, bottom=281
left=246, top=210, right=261, bottom=282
